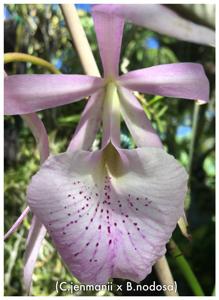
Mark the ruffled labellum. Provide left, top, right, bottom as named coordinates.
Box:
left=27, top=146, right=187, bottom=284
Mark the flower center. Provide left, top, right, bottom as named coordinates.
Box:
left=102, top=81, right=121, bottom=147
left=103, top=75, right=118, bottom=86
left=102, top=143, right=123, bottom=178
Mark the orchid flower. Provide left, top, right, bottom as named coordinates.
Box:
left=4, top=10, right=209, bottom=285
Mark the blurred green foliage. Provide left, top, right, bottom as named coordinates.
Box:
left=4, top=4, right=215, bottom=296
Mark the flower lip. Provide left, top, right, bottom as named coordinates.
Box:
left=27, top=145, right=188, bottom=285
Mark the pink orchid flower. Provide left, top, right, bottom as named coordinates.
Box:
left=4, top=10, right=209, bottom=286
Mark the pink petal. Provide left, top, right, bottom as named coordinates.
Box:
left=4, top=74, right=103, bottom=115
left=92, top=4, right=215, bottom=47
left=68, top=88, right=104, bottom=151
left=5, top=71, right=49, bottom=161
left=92, top=11, right=124, bottom=77
left=21, top=113, right=49, bottom=163
left=24, top=216, right=47, bottom=293
left=118, top=86, right=162, bottom=148
left=21, top=113, right=49, bottom=292
left=27, top=146, right=187, bottom=284
left=4, top=207, right=30, bottom=240
left=20, top=113, right=49, bottom=293
left=4, top=71, right=48, bottom=292
left=119, top=63, right=209, bottom=103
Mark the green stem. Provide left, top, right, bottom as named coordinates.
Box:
left=188, top=102, right=200, bottom=177
left=168, top=240, right=205, bottom=296
left=185, top=102, right=200, bottom=209
left=4, top=52, right=61, bottom=74
left=146, top=95, right=164, bottom=107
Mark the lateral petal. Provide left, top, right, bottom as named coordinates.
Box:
left=119, top=63, right=209, bottom=104
left=68, top=88, right=104, bottom=151
left=118, top=86, right=162, bottom=148
left=4, top=74, right=103, bottom=115
left=4, top=207, right=30, bottom=240
left=24, top=216, right=47, bottom=293
left=21, top=113, right=49, bottom=163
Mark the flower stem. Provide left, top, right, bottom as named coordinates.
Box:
left=60, top=4, right=100, bottom=76
left=168, top=239, right=205, bottom=296
left=154, top=256, right=179, bottom=296
left=4, top=52, right=61, bottom=74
